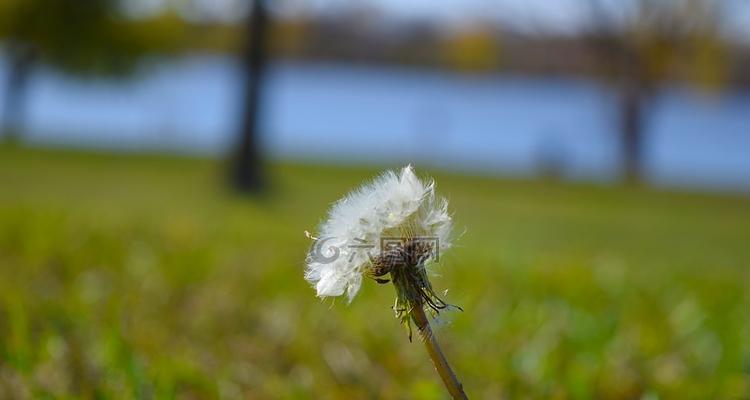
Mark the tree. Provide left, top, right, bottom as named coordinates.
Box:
left=230, top=0, right=269, bottom=193
left=0, top=0, right=168, bottom=141
left=582, top=0, right=726, bottom=183
left=1, top=41, right=35, bottom=142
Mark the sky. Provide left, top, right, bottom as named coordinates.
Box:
left=275, top=0, right=613, bottom=32
left=319, top=0, right=750, bottom=38
left=127, top=0, right=750, bottom=39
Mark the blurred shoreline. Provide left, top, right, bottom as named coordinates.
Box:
left=3, top=139, right=749, bottom=200
left=2, top=55, right=749, bottom=194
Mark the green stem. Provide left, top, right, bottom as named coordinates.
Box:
left=410, top=306, right=468, bottom=399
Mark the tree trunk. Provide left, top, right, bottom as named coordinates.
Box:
left=615, top=41, right=650, bottom=185
left=620, top=82, right=644, bottom=183
left=2, top=45, right=36, bottom=143
left=230, top=0, right=269, bottom=193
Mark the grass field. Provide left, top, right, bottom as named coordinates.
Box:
left=1, top=145, right=749, bottom=399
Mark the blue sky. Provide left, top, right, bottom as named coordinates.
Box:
left=348, top=0, right=750, bottom=38
left=128, top=0, right=750, bottom=40
left=366, top=0, right=590, bottom=27
left=275, top=0, right=604, bottom=31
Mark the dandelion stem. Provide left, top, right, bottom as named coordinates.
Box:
left=411, top=305, right=468, bottom=399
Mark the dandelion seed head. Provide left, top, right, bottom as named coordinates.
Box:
left=305, top=165, right=452, bottom=302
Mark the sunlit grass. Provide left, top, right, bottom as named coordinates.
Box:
left=1, top=145, right=749, bottom=399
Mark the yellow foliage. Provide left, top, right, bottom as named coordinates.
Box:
left=271, top=19, right=309, bottom=57
left=686, top=35, right=728, bottom=93
left=639, top=37, right=679, bottom=82
left=441, top=29, right=498, bottom=72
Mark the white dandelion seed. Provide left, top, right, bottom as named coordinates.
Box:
left=304, top=165, right=468, bottom=399
left=304, top=165, right=452, bottom=302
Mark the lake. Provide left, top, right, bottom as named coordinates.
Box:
left=1, top=54, right=748, bottom=192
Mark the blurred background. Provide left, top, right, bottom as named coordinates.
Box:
left=0, top=0, right=749, bottom=398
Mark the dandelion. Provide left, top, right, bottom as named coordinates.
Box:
left=305, top=165, right=468, bottom=399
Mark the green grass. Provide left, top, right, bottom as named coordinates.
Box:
left=1, top=145, right=749, bottom=399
